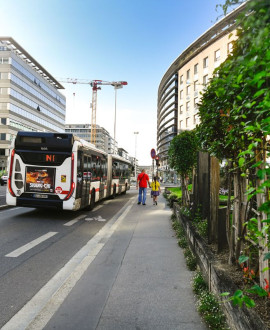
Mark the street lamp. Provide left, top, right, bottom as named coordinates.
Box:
left=134, top=132, right=139, bottom=179
left=112, top=82, right=127, bottom=154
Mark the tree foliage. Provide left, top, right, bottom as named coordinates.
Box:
left=197, top=0, right=270, bottom=286
left=198, top=0, right=270, bottom=165
left=168, top=130, right=198, bottom=206
left=168, top=130, right=198, bottom=177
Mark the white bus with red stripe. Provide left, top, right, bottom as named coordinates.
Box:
left=6, top=132, right=132, bottom=211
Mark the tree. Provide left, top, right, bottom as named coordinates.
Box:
left=197, top=0, right=270, bottom=285
left=168, top=130, right=198, bottom=206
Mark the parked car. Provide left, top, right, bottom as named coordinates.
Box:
left=0, top=175, right=7, bottom=186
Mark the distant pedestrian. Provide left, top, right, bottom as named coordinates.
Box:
left=136, top=169, right=150, bottom=205
left=150, top=176, right=161, bottom=205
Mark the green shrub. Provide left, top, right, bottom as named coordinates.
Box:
left=197, top=291, right=226, bottom=329
left=192, top=271, right=208, bottom=295
left=178, top=237, right=188, bottom=249
left=196, top=220, right=208, bottom=238
left=163, top=192, right=168, bottom=199
left=184, top=248, right=197, bottom=271
left=192, top=271, right=227, bottom=329
left=168, top=193, right=180, bottom=208
left=171, top=214, right=177, bottom=222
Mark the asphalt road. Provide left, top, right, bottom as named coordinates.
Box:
left=0, top=184, right=7, bottom=207
left=0, top=187, right=137, bottom=328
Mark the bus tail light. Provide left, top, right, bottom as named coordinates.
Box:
left=64, top=153, right=75, bottom=200
left=8, top=149, right=16, bottom=197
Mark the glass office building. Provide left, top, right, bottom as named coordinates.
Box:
left=0, top=37, right=66, bottom=172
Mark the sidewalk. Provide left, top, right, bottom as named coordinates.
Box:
left=38, top=191, right=206, bottom=329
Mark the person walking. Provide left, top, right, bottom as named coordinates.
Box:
left=136, top=169, right=150, bottom=205
left=150, top=176, right=161, bottom=205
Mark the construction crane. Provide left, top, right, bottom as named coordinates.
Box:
left=58, top=79, right=128, bottom=145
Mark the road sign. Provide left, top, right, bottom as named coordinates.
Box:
left=150, top=148, right=156, bottom=159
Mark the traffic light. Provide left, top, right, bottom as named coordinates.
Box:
left=155, top=156, right=160, bottom=167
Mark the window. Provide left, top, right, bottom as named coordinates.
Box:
left=0, top=149, right=5, bottom=155
left=186, top=69, right=190, bottom=81
left=186, top=117, right=190, bottom=127
left=0, top=88, right=8, bottom=94
left=180, top=90, right=183, bottom=99
left=0, top=133, right=6, bottom=140
left=179, top=105, right=183, bottom=114
left=186, top=85, right=190, bottom=95
left=1, top=118, right=6, bottom=125
left=227, top=42, right=233, bottom=54
left=193, top=115, right=197, bottom=125
left=203, top=57, right=208, bottom=68
left=180, top=75, right=183, bottom=85
left=203, top=75, right=208, bottom=85
left=179, top=120, right=183, bottom=129
left=194, top=98, right=198, bottom=109
left=194, top=81, right=198, bottom=91
left=186, top=102, right=190, bottom=113
left=0, top=72, right=8, bottom=79
left=194, top=63, right=198, bottom=74
left=215, top=49, right=220, bottom=61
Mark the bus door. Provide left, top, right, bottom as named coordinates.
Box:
left=82, top=155, right=91, bottom=208
left=75, top=151, right=83, bottom=201
left=98, top=157, right=105, bottom=199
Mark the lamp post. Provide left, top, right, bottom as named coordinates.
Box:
left=112, top=83, right=126, bottom=154
left=134, top=132, right=139, bottom=179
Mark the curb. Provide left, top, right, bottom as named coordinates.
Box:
left=0, top=204, right=12, bottom=210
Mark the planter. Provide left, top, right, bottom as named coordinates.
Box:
left=173, top=203, right=268, bottom=330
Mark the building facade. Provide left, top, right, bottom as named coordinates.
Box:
left=65, top=123, right=117, bottom=154
left=0, top=37, right=66, bottom=172
left=157, top=3, right=246, bottom=182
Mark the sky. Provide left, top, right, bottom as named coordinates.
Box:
left=0, top=0, right=225, bottom=165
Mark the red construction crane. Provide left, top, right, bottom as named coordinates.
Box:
left=59, top=79, right=128, bottom=145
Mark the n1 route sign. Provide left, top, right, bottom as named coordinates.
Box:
left=150, top=148, right=156, bottom=159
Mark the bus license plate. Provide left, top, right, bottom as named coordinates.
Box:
left=33, top=194, right=48, bottom=199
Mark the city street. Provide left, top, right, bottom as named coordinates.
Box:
left=0, top=185, right=7, bottom=207
left=0, top=187, right=205, bottom=330
left=0, top=188, right=137, bottom=328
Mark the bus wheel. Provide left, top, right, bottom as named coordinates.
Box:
left=122, top=184, right=127, bottom=194
left=86, top=190, right=95, bottom=211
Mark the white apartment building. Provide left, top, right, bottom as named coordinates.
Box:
left=178, top=31, right=236, bottom=131
left=157, top=3, right=246, bottom=182
left=0, top=37, right=66, bottom=172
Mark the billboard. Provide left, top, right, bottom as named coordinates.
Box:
left=25, top=167, right=55, bottom=193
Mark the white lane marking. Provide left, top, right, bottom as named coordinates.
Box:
left=0, top=194, right=6, bottom=197
left=1, top=197, right=136, bottom=330
left=93, top=205, right=103, bottom=211
left=63, top=214, right=86, bottom=227
left=5, top=232, right=58, bottom=258
left=85, top=215, right=106, bottom=222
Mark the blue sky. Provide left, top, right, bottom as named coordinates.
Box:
left=0, top=0, right=225, bottom=165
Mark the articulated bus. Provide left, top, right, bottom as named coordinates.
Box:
left=6, top=131, right=132, bottom=210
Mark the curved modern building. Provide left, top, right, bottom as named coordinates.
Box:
left=157, top=3, right=246, bottom=182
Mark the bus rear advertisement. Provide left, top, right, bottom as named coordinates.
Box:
left=6, top=131, right=132, bottom=211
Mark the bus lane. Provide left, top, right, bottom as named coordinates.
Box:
left=0, top=189, right=136, bottom=328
